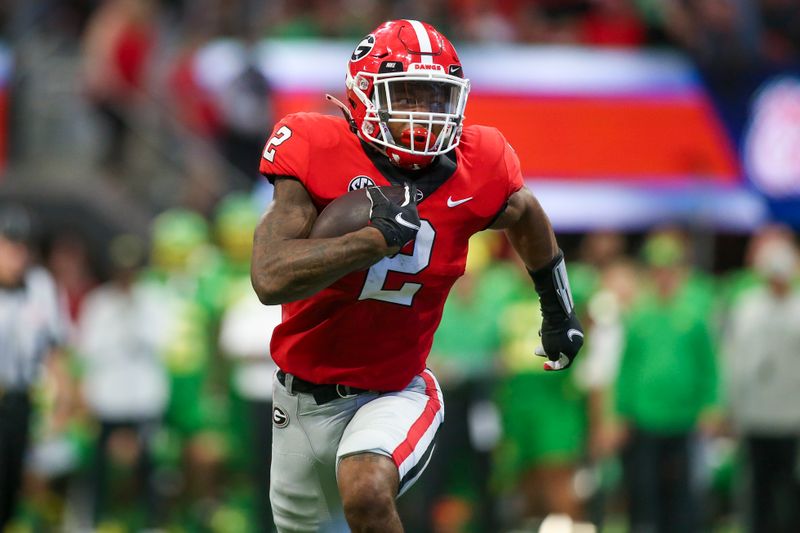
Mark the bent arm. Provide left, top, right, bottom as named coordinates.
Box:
left=495, top=188, right=584, bottom=370
left=251, top=178, right=391, bottom=304
left=490, top=187, right=558, bottom=269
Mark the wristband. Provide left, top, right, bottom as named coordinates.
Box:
left=528, top=250, right=575, bottom=319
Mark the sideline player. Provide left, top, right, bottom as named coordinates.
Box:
left=251, top=20, right=584, bottom=532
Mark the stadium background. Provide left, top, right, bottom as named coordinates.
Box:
left=1, top=0, right=799, bottom=531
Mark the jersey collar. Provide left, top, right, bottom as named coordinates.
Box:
left=360, top=141, right=457, bottom=203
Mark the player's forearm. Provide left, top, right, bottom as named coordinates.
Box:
left=251, top=227, right=388, bottom=304
left=504, top=191, right=558, bottom=270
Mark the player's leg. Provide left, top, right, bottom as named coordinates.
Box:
left=270, top=372, right=374, bottom=533
left=657, top=433, right=696, bottom=533
left=336, top=369, right=445, bottom=532
left=0, top=393, right=31, bottom=529
left=337, top=452, right=402, bottom=532
left=498, top=372, right=585, bottom=523
left=622, top=427, right=659, bottom=533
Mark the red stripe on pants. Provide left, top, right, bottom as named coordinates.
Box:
left=391, top=371, right=441, bottom=467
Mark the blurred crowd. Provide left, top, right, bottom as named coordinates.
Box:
left=6, top=0, right=799, bottom=54
left=2, top=196, right=800, bottom=532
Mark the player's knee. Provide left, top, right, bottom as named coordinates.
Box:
left=341, top=482, right=395, bottom=525
left=338, top=457, right=397, bottom=524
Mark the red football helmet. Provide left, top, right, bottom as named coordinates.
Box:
left=343, top=20, right=470, bottom=170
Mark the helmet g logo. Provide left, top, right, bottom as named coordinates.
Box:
left=351, top=35, right=375, bottom=62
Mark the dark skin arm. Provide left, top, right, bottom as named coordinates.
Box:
left=251, top=178, right=396, bottom=305
left=490, top=187, right=559, bottom=270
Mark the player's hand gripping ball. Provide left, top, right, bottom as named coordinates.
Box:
left=309, top=184, right=420, bottom=250
left=366, top=183, right=420, bottom=249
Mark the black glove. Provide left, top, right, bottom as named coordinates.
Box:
left=366, top=183, right=421, bottom=249
left=529, top=250, right=584, bottom=371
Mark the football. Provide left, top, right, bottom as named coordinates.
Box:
left=309, top=185, right=406, bottom=239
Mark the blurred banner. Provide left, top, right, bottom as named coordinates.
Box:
left=742, top=75, right=800, bottom=227
left=0, top=44, right=10, bottom=176
left=194, top=40, right=768, bottom=231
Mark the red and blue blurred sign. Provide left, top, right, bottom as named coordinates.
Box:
left=195, top=40, right=767, bottom=230
left=454, top=47, right=739, bottom=184
left=742, top=75, right=800, bottom=228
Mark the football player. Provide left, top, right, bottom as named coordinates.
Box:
left=252, top=19, right=584, bottom=532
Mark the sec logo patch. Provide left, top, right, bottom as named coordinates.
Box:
left=348, top=175, right=375, bottom=191
left=272, top=406, right=289, bottom=428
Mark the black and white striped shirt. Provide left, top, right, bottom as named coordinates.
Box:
left=0, top=267, right=67, bottom=391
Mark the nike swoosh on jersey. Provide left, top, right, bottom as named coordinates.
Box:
left=394, top=213, right=421, bottom=230
left=447, top=196, right=473, bottom=207
left=567, top=329, right=584, bottom=342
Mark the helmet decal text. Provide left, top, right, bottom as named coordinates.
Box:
left=409, top=63, right=445, bottom=73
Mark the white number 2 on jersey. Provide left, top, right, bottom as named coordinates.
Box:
left=262, top=125, right=292, bottom=163
left=359, top=220, right=435, bottom=306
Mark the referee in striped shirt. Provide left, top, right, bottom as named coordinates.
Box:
left=0, top=204, right=69, bottom=529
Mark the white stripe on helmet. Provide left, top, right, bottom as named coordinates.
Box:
left=406, top=19, right=433, bottom=64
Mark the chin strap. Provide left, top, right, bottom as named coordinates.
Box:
left=327, top=94, right=391, bottom=158
left=325, top=94, right=359, bottom=134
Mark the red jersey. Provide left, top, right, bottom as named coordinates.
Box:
left=259, top=113, right=523, bottom=391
